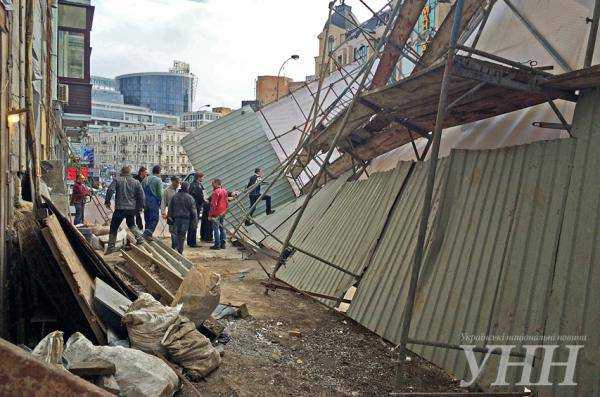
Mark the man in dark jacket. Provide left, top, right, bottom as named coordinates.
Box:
left=246, top=168, right=274, bottom=225
left=133, top=166, right=148, bottom=230
left=167, top=182, right=198, bottom=254
left=105, top=166, right=145, bottom=254
left=187, top=172, right=205, bottom=247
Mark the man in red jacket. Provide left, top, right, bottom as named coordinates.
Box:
left=71, top=174, right=90, bottom=225
left=208, top=178, right=228, bottom=250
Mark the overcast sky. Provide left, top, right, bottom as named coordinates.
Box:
left=91, top=0, right=388, bottom=110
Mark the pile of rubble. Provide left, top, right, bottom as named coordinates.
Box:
left=11, top=198, right=248, bottom=396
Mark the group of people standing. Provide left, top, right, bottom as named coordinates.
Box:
left=103, top=165, right=231, bottom=254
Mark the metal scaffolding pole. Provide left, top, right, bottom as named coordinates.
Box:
left=272, top=0, right=406, bottom=279
left=396, top=0, right=465, bottom=386
left=503, top=0, right=572, bottom=72
left=585, top=0, right=600, bottom=68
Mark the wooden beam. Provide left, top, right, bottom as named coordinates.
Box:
left=68, top=360, right=116, bottom=378
left=129, top=245, right=183, bottom=289
left=370, top=0, right=427, bottom=88
left=42, top=215, right=107, bottom=345
left=121, top=251, right=174, bottom=305
left=413, top=0, right=485, bottom=73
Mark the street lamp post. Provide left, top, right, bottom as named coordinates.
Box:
left=276, top=54, right=300, bottom=102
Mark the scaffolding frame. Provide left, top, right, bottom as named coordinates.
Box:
left=225, top=0, right=597, bottom=391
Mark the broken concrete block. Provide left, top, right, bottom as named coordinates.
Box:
left=200, top=316, right=225, bottom=340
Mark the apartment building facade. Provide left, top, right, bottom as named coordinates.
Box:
left=83, top=127, right=193, bottom=176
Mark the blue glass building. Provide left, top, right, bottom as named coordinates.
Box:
left=116, top=72, right=195, bottom=116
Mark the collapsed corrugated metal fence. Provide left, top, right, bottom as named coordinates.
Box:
left=238, top=91, right=600, bottom=394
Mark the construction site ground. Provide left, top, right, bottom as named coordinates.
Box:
left=105, top=237, right=468, bottom=396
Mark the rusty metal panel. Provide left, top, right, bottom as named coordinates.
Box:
left=346, top=158, right=449, bottom=338
left=0, top=338, right=110, bottom=396
left=278, top=162, right=413, bottom=306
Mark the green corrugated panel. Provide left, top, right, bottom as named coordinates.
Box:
left=241, top=198, right=302, bottom=247
left=347, top=139, right=580, bottom=392
left=538, top=90, right=600, bottom=397
left=411, top=140, right=575, bottom=388
left=180, top=106, right=296, bottom=222
left=346, top=158, right=449, bottom=338
left=238, top=173, right=351, bottom=254
left=278, top=163, right=413, bottom=306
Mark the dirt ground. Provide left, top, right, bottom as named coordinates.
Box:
left=91, top=196, right=467, bottom=396
left=170, top=243, right=466, bottom=396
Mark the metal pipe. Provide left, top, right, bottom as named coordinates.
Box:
left=397, top=0, right=465, bottom=386
left=547, top=100, right=573, bottom=137
left=446, top=81, right=486, bottom=111
left=502, top=0, right=572, bottom=72
left=468, top=0, right=497, bottom=54
left=585, top=0, right=600, bottom=68
left=231, top=196, right=360, bottom=279
left=455, top=45, right=552, bottom=76
left=405, top=338, right=527, bottom=358
left=532, top=121, right=571, bottom=130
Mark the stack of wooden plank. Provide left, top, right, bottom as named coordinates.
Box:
left=119, top=240, right=191, bottom=305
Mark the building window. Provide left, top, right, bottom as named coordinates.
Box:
left=58, top=31, right=85, bottom=78
left=327, top=35, right=335, bottom=54
left=59, top=4, right=87, bottom=29
left=355, top=45, right=368, bottom=64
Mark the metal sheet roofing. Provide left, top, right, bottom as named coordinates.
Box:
left=278, top=163, right=412, bottom=306
left=180, top=106, right=296, bottom=222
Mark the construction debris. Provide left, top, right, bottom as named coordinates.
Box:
left=41, top=214, right=107, bottom=345
left=63, top=332, right=179, bottom=397
left=122, top=293, right=181, bottom=356
left=32, top=331, right=64, bottom=366
left=171, top=264, right=221, bottom=326
left=161, top=316, right=221, bottom=380
left=121, top=250, right=175, bottom=305
left=68, top=359, right=116, bottom=378
left=93, top=278, right=132, bottom=339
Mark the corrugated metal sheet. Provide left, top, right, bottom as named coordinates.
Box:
left=257, top=173, right=350, bottom=253
left=238, top=172, right=350, bottom=253
left=346, top=158, right=449, bottom=339
left=537, top=90, right=600, bottom=397
left=278, top=163, right=412, bottom=306
left=241, top=198, right=302, bottom=247
left=347, top=135, right=600, bottom=394
left=180, top=106, right=296, bottom=221
left=410, top=140, right=576, bottom=387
